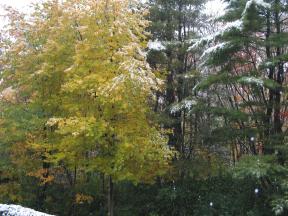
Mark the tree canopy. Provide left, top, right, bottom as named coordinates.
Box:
left=1, top=0, right=288, bottom=215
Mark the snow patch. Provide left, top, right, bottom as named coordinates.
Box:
left=0, top=204, right=54, bottom=216
left=148, top=40, right=165, bottom=51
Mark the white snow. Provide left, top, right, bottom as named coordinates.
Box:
left=46, top=117, right=61, bottom=127
left=284, top=62, right=288, bottom=72
left=200, top=42, right=228, bottom=59
left=264, top=61, right=274, bottom=67
left=183, top=73, right=196, bottom=79
left=252, top=0, right=271, bottom=8
left=189, top=20, right=242, bottom=51
left=242, top=0, right=271, bottom=16
left=148, top=40, right=165, bottom=51
left=190, top=0, right=270, bottom=53
left=189, top=34, right=215, bottom=51
left=170, top=99, right=197, bottom=114
left=238, top=76, right=264, bottom=86
left=183, top=100, right=196, bottom=109
left=170, top=104, right=181, bottom=114
left=0, top=204, right=54, bottom=216
left=204, top=0, right=227, bottom=17
left=222, top=20, right=243, bottom=32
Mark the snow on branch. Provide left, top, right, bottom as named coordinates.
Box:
left=200, top=42, right=229, bottom=59
left=190, top=0, right=270, bottom=52
left=242, top=0, right=271, bottom=16
left=170, top=99, right=197, bottom=114
left=189, top=20, right=242, bottom=51
left=238, top=76, right=264, bottom=86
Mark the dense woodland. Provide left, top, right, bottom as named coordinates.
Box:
left=0, top=0, right=288, bottom=215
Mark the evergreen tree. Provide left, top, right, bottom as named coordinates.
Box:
left=1, top=0, right=288, bottom=215
left=191, top=0, right=288, bottom=214
left=147, top=0, right=208, bottom=174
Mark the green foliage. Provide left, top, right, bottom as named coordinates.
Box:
left=232, top=155, right=287, bottom=179
left=116, top=174, right=273, bottom=216
left=1, top=0, right=288, bottom=215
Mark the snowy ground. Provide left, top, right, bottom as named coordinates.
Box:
left=0, top=204, right=54, bottom=216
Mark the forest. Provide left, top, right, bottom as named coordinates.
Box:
left=0, top=0, right=288, bottom=215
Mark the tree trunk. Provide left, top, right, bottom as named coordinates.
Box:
left=274, top=0, right=283, bottom=134
left=107, top=176, right=114, bottom=216
left=264, top=11, right=274, bottom=144
left=38, top=155, right=50, bottom=210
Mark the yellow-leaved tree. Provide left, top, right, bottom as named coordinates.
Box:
left=0, top=0, right=76, bottom=207
left=44, top=1, right=174, bottom=215
left=0, top=0, right=174, bottom=214
left=0, top=0, right=174, bottom=215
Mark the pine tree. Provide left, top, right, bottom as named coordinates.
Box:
left=191, top=0, right=288, bottom=213
left=147, top=0, right=208, bottom=175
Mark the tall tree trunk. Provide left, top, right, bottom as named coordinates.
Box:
left=108, top=175, right=114, bottom=216
left=178, top=1, right=182, bottom=41
left=264, top=11, right=274, bottom=144
left=274, top=0, right=283, bottom=134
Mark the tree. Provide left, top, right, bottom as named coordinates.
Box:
left=191, top=0, right=288, bottom=213
left=0, top=1, right=174, bottom=215
left=147, top=0, right=208, bottom=176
